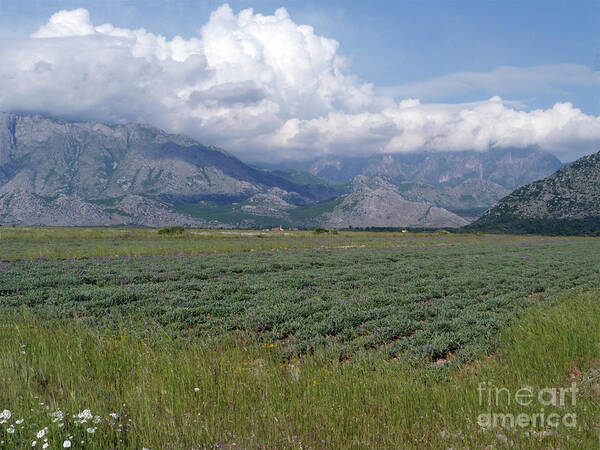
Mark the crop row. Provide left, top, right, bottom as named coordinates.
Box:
left=1, top=238, right=599, bottom=361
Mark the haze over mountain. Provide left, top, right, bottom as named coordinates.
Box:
left=469, top=150, right=600, bottom=234
left=270, top=148, right=563, bottom=220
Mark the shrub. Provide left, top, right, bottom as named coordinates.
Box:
left=158, top=225, right=185, bottom=235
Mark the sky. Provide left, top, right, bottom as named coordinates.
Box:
left=0, top=0, right=599, bottom=162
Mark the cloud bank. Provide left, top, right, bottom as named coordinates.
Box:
left=1, top=5, right=599, bottom=162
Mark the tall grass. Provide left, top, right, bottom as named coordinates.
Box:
left=1, top=291, right=600, bottom=448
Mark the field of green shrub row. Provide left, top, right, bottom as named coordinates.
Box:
left=2, top=236, right=599, bottom=362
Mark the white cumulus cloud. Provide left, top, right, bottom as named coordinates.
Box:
left=0, top=5, right=599, bottom=162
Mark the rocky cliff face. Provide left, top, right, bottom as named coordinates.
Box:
left=468, top=150, right=600, bottom=234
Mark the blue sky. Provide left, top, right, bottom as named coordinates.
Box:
left=0, top=1, right=599, bottom=161
left=2, top=0, right=598, bottom=112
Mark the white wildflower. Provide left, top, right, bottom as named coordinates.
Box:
left=15, top=419, right=24, bottom=424
left=0, top=410, right=11, bottom=420
left=74, top=409, right=93, bottom=424
left=42, top=444, right=49, bottom=449
left=36, top=428, right=47, bottom=439
left=194, top=387, right=200, bottom=392
left=108, top=412, right=118, bottom=420
left=63, top=440, right=71, bottom=448
left=50, top=410, right=64, bottom=422
left=7, top=425, right=15, bottom=434
left=93, top=415, right=102, bottom=424
left=32, top=441, right=37, bottom=447
left=86, top=427, right=96, bottom=434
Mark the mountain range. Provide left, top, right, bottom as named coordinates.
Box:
left=270, top=149, right=563, bottom=221
left=0, top=112, right=565, bottom=228
left=0, top=112, right=339, bottom=227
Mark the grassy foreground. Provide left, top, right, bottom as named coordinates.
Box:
left=1, top=291, right=600, bottom=448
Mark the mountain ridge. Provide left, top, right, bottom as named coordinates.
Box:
left=468, top=150, right=600, bottom=234
left=265, top=148, right=563, bottom=221
left=318, top=176, right=469, bottom=228
left=0, top=112, right=461, bottom=228
left=0, top=112, right=340, bottom=226
left=0, top=112, right=569, bottom=229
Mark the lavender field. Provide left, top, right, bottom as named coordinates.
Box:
left=1, top=229, right=600, bottom=448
